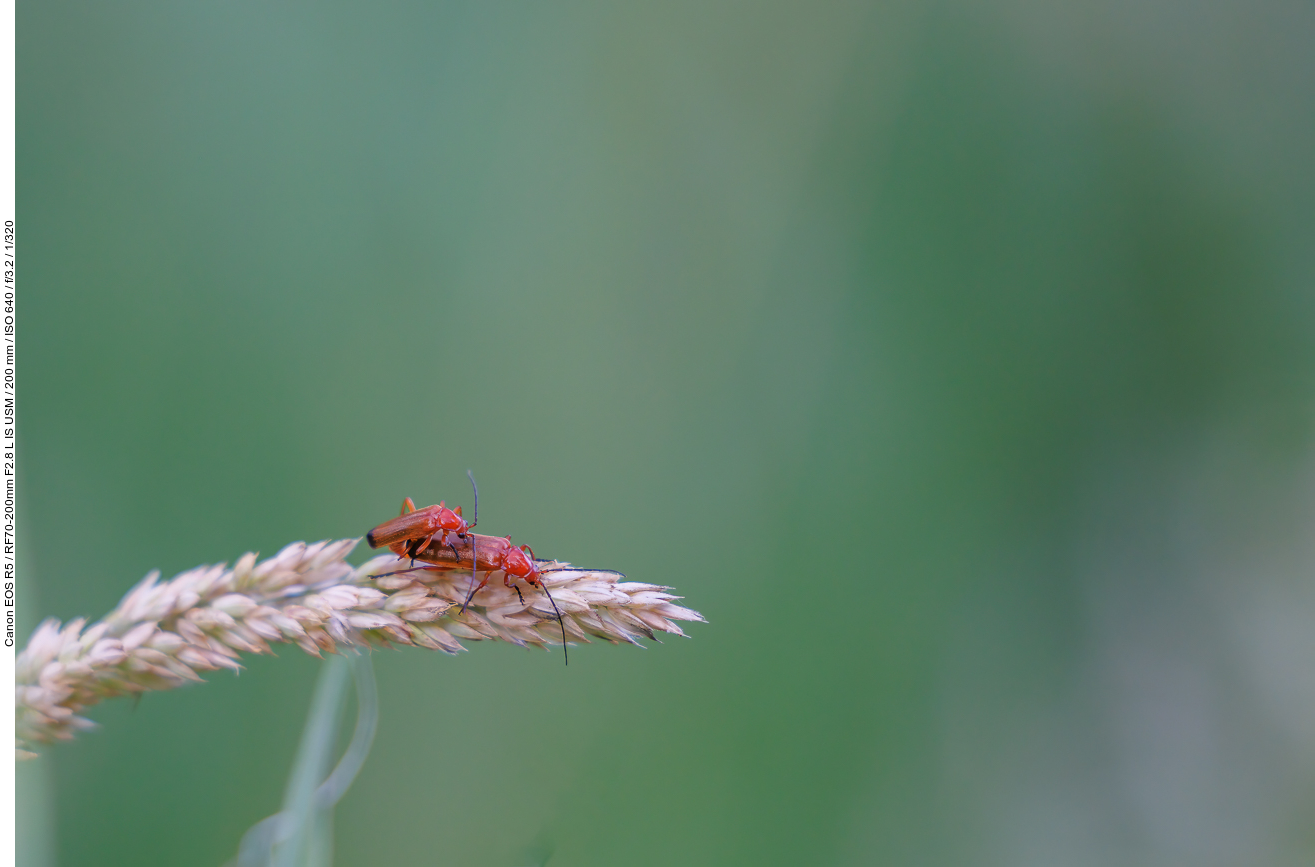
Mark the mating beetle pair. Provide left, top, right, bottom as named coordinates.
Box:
left=365, top=472, right=570, bottom=662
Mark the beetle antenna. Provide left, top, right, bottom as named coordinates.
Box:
left=538, top=567, right=627, bottom=582
left=371, top=564, right=444, bottom=580
left=461, top=534, right=479, bottom=614
left=541, top=583, right=568, bottom=666
left=466, top=469, right=478, bottom=529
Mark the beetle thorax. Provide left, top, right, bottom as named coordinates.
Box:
left=501, top=545, right=537, bottom=582
left=435, top=506, right=465, bottom=532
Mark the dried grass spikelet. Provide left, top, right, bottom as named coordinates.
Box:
left=15, top=539, right=704, bottom=758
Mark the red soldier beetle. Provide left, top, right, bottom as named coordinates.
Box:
left=449, top=534, right=569, bottom=664
left=366, top=470, right=478, bottom=565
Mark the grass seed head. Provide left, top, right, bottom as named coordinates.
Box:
left=15, top=539, right=705, bottom=756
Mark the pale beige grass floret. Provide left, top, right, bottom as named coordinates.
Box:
left=15, top=539, right=704, bottom=757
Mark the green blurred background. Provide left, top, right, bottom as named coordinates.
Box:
left=16, top=0, right=1315, bottom=864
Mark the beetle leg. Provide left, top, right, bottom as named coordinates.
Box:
left=406, top=531, right=437, bottom=565
left=434, top=529, right=457, bottom=560
left=500, top=570, right=529, bottom=605
left=460, top=571, right=489, bottom=613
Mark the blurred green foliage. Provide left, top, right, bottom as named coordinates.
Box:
left=18, top=0, right=1315, bottom=865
